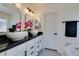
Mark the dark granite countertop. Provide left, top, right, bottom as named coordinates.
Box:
left=0, top=33, right=43, bottom=53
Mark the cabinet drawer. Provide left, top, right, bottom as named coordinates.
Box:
left=36, top=36, right=42, bottom=45
left=27, top=45, right=35, bottom=54
left=27, top=39, right=36, bottom=46
left=27, top=42, right=35, bottom=50
left=6, top=43, right=26, bottom=56
left=37, top=50, right=40, bottom=54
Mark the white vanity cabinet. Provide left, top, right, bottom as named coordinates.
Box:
left=26, top=35, right=43, bottom=56
left=6, top=43, right=26, bottom=56
left=0, top=52, right=6, bottom=56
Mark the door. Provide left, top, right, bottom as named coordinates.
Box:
left=43, top=12, right=58, bottom=50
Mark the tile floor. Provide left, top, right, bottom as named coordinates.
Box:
left=38, top=49, right=63, bottom=56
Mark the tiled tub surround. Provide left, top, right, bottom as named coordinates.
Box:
left=0, top=32, right=43, bottom=54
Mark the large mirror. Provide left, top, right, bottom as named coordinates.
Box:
left=0, top=3, right=20, bottom=32
left=0, top=18, right=7, bottom=32
left=34, top=16, right=41, bottom=30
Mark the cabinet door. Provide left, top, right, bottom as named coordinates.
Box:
left=26, top=38, right=36, bottom=56
left=35, top=35, right=43, bottom=55
left=0, top=52, right=5, bottom=56
left=6, top=43, right=26, bottom=56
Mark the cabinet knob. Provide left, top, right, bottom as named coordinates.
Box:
left=54, top=33, right=57, bottom=35
left=40, top=40, right=41, bottom=42
left=37, top=42, right=39, bottom=44
left=75, top=47, right=79, bottom=50
left=30, top=46, right=34, bottom=49
left=24, top=51, right=27, bottom=56
left=31, top=51, right=34, bottom=55
left=37, top=51, right=39, bottom=54
left=37, top=46, right=39, bottom=48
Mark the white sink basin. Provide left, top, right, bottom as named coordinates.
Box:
left=6, top=31, right=28, bottom=41
left=30, top=29, right=39, bottom=36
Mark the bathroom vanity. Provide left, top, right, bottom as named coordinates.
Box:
left=0, top=3, right=43, bottom=56
left=0, top=34, right=43, bottom=56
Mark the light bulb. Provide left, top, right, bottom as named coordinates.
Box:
left=15, top=3, right=21, bottom=9
left=24, top=8, right=29, bottom=14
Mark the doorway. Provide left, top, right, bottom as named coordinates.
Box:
left=43, top=12, right=58, bottom=50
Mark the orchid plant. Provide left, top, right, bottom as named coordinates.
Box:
left=16, top=20, right=32, bottom=31
left=24, top=21, right=33, bottom=31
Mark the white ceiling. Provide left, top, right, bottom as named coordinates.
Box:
left=0, top=3, right=79, bottom=16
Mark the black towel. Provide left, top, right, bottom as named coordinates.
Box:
left=65, top=21, right=77, bottom=37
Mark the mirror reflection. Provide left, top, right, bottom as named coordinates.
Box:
left=0, top=3, right=42, bottom=32
left=0, top=3, right=20, bottom=32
